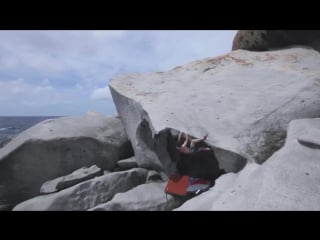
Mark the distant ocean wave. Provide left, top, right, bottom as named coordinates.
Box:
left=0, top=126, right=18, bottom=131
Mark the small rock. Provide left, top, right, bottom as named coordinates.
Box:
left=117, top=156, right=138, bottom=170
left=40, top=165, right=103, bottom=194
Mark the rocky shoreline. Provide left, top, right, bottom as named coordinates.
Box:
left=2, top=30, right=320, bottom=210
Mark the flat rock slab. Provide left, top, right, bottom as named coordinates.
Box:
left=13, top=168, right=148, bottom=211
left=40, top=165, right=103, bottom=194
left=117, top=156, right=138, bottom=170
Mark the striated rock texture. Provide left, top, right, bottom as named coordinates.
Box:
left=13, top=168, right=149, bottom=211
left=110, top=47, right=320, bottom=177
left=40, top=165, right=103, bottom=194
left=232, top=30, right=320, bottom=52
left=176, top=118, right=320, bottom=210
left=90, top=182, right=182, bottom=211
left=0, top=112, right=133, bottom=205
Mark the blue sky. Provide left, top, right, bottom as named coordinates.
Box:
left=0, top=30, right=237, bottom=116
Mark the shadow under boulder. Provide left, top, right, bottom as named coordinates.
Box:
left=176, top=150, right=225, bottom=180
left=167, top=130, right=227, bottom=181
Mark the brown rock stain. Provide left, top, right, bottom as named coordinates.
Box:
left=229, top=56, right=253, bottom=66
left=206, top=54, right=229, bottom=65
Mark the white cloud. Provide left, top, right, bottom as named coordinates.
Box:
left=91, top=86, right=112, bottom=100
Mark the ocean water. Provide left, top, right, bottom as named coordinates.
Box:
left=0, top=116, right=62, bottom=148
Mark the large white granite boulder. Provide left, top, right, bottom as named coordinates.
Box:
left=0, top=112, right=133, bottom=204
left=110, top=47, right=320, bottom=177
left=13, top=168, right=148, bottom=211
left=176, top=118, right=320, bottom=210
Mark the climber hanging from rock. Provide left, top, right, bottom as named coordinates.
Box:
left=176, top=131, right=212, bottom=154
left=165, top=132, right=218, bottom=199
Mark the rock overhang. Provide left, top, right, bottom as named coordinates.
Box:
left=110, top=47, right=320, bottom=176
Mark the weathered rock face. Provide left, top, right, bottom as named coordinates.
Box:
left=232, top=30, right=269, bottom=51
left=176, top=118, right=320, bottom=210
left=110, top=47, right=320, bottom=177
left=89, top=182, right=182, bottom=211
left=40, top=165, right=103, bottom=194
left=0, top=113, right=133, bottom=205
left=13, top=168, right=149, bottom=211
left=232, top=30, right=320, bottom=52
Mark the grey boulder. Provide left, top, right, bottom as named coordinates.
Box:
left=40, top=165, right=103, bottom=194
left=176, top=118, right=320, bottom=210
left=110, top=47, right=320, bottom=177
left=90, top=182, right=182, bottom=211
left=0, top=112, right=133, bottom=204
left=13, top=168, right=149, bottom=211
left=117, top=156, right=138, bottom=170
